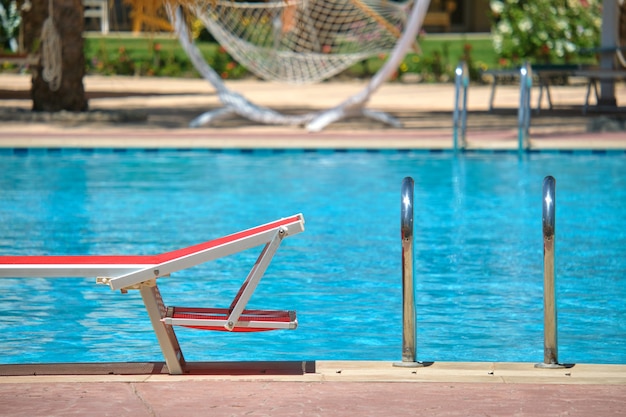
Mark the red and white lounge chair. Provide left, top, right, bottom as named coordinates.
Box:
left=0, top=214, right=305, bottom=374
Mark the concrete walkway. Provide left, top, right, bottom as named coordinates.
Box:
left=1, top=361, right=626, bottom=416
left=1, top=74, right=625, bottom=150
left=1, top=379, right=626, bottom=417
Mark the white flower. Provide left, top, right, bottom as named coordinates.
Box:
left=492, top=33, right=503, bottom=53
left=497, top=20, right=512, bottom=35
left=490, top=0, right=504, bottom=14
left=556, top=19, right=568, bottom=31
left=592, top=17, right=601, bottom=28
left=518, top=17, right=532, bottom=32
left=554, top=41, right=565, bottom=57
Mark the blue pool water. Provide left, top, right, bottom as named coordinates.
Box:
left=0, top=149, right=624, bottom=365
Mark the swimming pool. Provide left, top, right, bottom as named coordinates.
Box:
left=0, top=149, right=624, bottom=365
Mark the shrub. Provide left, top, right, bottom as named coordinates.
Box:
left=208, top=46, right=248, bottom=79
left=0, top=0, right=20, bottom=52
left=84, top=39, right=246, bottom=79
left=490, top=0, right=601, bottom=65
left=397, top=42, right=488, bottom=83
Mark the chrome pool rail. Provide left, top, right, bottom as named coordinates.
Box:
left=392, top=175, right=566, bottom=368
left=518, top=61, right=532, bottom=153
left=394, top=176, right=422, bottom=367
left=536, top=175, right=565, bottom=368
left=452, top=61, right=469, bottom=152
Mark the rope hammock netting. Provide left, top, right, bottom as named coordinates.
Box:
left=177, top=0, right=414, bottom=84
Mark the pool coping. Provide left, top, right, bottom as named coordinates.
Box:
left=0, top=131, right=625, bottom=152
left=1, top=361, right=625, bottom=384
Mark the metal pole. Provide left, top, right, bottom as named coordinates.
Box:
left=518, top=61, right=532, bottom=153
left=598, top=0, right=618, bottom=107
left=453, top=63, right=462, bottom=152
left=394, top=177, right=422, bottom=367
left=460, top=61, right=469, bottom=147
left=535, top=176, right=564, bottom=368
left=452, top=61, right=469, bottom=152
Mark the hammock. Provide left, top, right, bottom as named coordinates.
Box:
left=184, top=0, right=412, bottom=84
left=165, top=0, right=431, bottom=130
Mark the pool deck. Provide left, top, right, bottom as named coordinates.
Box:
left=1, top=74, right=625, bottom=416
left=0, top=73, right=625, bottom=150
left=1, top=361, right=625, bottom=416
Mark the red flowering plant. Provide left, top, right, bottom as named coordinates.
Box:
left=209, top=45, right=247, bottom=79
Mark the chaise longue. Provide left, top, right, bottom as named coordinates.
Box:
left=0, top=213, right=305, bottom=374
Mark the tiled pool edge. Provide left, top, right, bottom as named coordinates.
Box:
left=1, top=147, right=625, bottom=156
left=0, top=125, right=625, bottom=152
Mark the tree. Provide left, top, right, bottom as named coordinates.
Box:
left=22, top=0, right=88, bottom=111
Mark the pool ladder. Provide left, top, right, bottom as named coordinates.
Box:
left=453, top=60, right=533, bottom=153
left=395, top=176, right=564, bottom=367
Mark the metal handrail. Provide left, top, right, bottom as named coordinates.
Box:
left=391, top=175, right=570, bottom=367
left=453, top=61, right=469, bottom=151
left=393, top=175, right=566, bottom=368
left=394, top=177, right=422, bottom=367
left=536, top=175, right=565, bottom=368
left=518, top=61, right=532, bottom=153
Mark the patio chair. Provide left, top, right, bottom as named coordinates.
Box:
left=0, top=213, right=305, bottom=374
left=83, top=0, right=110, bottom=34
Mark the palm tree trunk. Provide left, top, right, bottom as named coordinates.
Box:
left=22, top=0, right=88, bottom=111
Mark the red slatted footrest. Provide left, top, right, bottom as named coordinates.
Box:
left=164, top=306, right=297, bottom=332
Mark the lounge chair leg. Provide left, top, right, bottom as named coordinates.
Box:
left=226, top=227, right=287, bottom=330
left=140, top=282, right=186, bottom=374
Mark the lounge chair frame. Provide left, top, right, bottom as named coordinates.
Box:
left=0, top=214, right=305, bottom=374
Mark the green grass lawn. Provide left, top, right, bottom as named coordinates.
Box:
left=84, top=32, right=500, bottom=65
left=419, top=35, right=499, bottom=68
left=4, top=31, right=599, bottom=81
left=84, top=34, right=203, bottom=63
left=83, top=32, right=501, bottom=81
